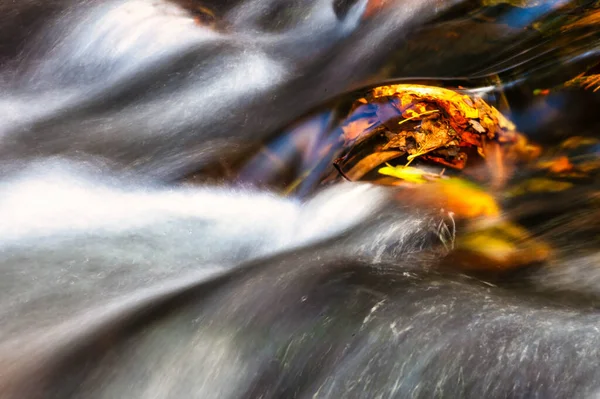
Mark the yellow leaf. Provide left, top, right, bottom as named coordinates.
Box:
left=452, top=221, right=551, bottom=271
left=435, top=178, right=501, bottom=218
left=380, top=164, right=501, bottom=219
left=377, top=164, right=437, bottom=184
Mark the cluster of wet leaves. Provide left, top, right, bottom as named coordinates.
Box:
left=330, top=80, right=600, bottom=272
left=329, top=83, right=550, bottom=271
left=235, top=76, right=597, bottom=273
left=192, top=0, right=600, bottom=274
left=334, top=84, right=540, bottom=185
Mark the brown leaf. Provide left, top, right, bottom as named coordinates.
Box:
left=343, top=151, right=404, bottom=181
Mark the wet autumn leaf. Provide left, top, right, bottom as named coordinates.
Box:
left=344, top=151, right=404, bottom=181
left=537, top=156, right=600, bottom=179
left=429, top=178, right=502, bottom=219
left=451, top=221, right=551, bottom=271
left=507, top=178, right=574, bottom=197
left=537, top=156, right=574, bottom=174
left=534, top=136, right=599, bottom=178
left=378, top=164, right=440, bottom=184
left=380, top=166, right=501, bottom=219
left=369, top=85, right=482, bottom=123
left=336, top=84, right=537, bottom=187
